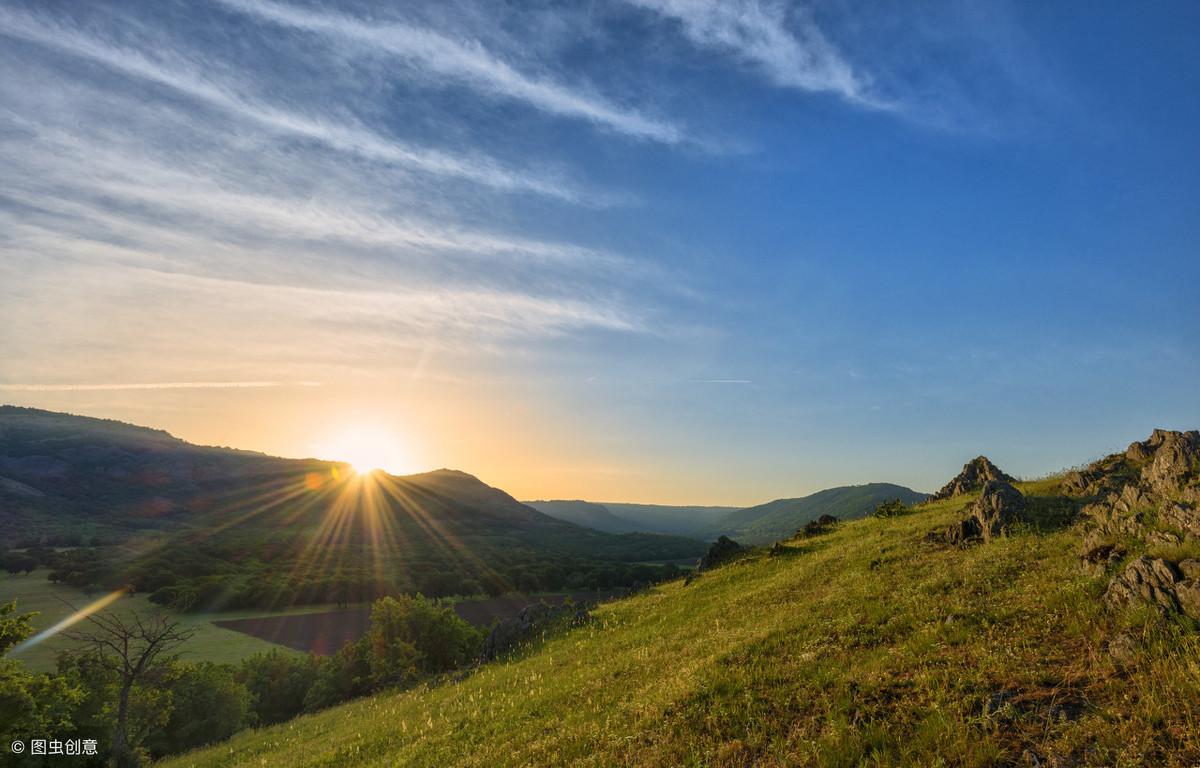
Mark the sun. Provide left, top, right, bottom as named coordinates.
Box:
left=313, top=425, right=415, bottom=476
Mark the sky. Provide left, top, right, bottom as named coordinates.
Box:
left=1, top=0, right=1198, bottom=505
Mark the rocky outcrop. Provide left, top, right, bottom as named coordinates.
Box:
left=1070, top=431, right=1200, bottom=596
left=1102, top=555, right=1200, bottom=620
left=698, top=536, right=743, bottom=571
left=1104, top=556, right=1182, bottom=612
left=1065, top=429, right=1200, bottom=502
left=929, top=457, right=1016, bottom=501
left=482, top=601, right=591, bottom=660
left=1067, top=427, right=1196, bottom=547
left=1080, top=483, right=1153, bottom=538
left=1138, top=429, right=1200, bottom=499
left=940, top=480, right=1027, bottom=545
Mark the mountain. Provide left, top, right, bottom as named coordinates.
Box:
left=600, top=502, right=737, bottom=536
left=166, top=432, right=1200, bottom=767
left=0, top=407, right=705, bottom=608
left=700, top=483, right=929, bottom=544
left=524, top=500, right=641, bottom=534
left=525, top=500, right=734, bottom=536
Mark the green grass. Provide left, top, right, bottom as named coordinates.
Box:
left=164, top=483, right=1200, bottom=767
left=0, top=572, right=315, bottom=672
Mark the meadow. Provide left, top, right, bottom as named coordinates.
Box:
left=164, top=480, right=1200, bottom=768
left=0, top=572, right=308, bottom=672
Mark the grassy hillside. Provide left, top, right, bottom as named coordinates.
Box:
left=166, top=478, right=1200, bottom=767
left=701, top=483, right=929, bottom=545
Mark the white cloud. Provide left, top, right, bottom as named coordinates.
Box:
left=0, top=7, right=592, bottom=202
left=0, top=127, right=631, bottom=273
left=215, top=0, right=688, bottom=145
left=627, top=0, right=884, bottom=108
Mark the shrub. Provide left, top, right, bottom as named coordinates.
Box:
left=874, top=498, right=909, bottom=518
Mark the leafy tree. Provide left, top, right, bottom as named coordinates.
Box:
left=0, top=601, right=85, bottom=763
left=66, top=610, right=196, bottom=767
left=365, top=595, right=483, bottom=688
left=303, top=640, right=371, bottom=712
left=238, top=650, right=319, bottom=725
left=4, top=552, right=38, bottom=575
left=145, top=661, right=251, bottom=756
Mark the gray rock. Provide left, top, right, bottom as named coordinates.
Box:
left=1161, top=502, right=1200, bottom=539
left=929, top=456, right=1016, bottom=501
left=1178, top=559, right=1200, bottom=580
left=1148, top=530, right=1183, bottom=547
left=1104, top=556, right=1181, bottom=612
left=1065, top=429, right=1200, bottom=502
left=1078, top=529, right=1124, bottom=577
left=1139, top=429, right=1200, bottom=497
left=1177, top=580, right=1200, bottom=620
left=943, top=480, right=1026, bottom=545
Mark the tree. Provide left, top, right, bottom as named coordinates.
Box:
left=365, top=595, right=483, bottom=688
left=146, top=661, right=251, bottom=756
left=302, top=640, right=370, bottom=712
left=0, top=601, right=85, bottom=760
left=238, top=649, right=319, bottom=725
left=4, top=552, right=38, bottom=575
left=67, top=610, right=195, bottom=768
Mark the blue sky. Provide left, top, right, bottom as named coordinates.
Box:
left=1, top=0, right=1198, bottom=504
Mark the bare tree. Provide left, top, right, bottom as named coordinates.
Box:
left=68, top=610, right=196, bottom=768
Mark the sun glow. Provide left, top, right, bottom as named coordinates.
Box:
left=313, top=425, right=416, bottom=476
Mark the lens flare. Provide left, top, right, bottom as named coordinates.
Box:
left=8, top=587, right=130, bottom=656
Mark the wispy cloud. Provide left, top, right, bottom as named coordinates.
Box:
left=214, top=0, right=689, bottom=146
left=627, top=0, right=885, bottom=109
left=0, top=381, right=322, bottom=391
left=0, top=127, right=632, bottom=273
left=0, top=7, right=594, bottom=202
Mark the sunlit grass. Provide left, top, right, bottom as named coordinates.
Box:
left=164, top=483, right=1200, bottom=767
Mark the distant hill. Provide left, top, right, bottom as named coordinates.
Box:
left=0, top=407, right=705, bottom=608
left=601, top=502, right=737, bottom=536
left=524, top=500, right=641, bottom=534
left=700, top=483, right=929, bottom=545
left=526, top=500, right=734, bottom=537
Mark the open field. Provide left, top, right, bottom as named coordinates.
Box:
left=215, top=592, right=619, bottom=655
left=0, top=572, right=314, bottom=672
left=166, top=482, right=1200, bottom=768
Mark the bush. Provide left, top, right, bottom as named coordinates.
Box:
left=238, top=650, right=320, bottom=725
left=147, top=662, right=251, bottom=755
left=873, top=498, right=909, bottom=518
